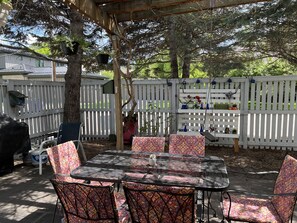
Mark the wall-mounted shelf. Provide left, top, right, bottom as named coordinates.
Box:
left=177, top=88, right=241, bottom=152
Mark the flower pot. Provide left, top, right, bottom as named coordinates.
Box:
left=181, top=104, right=188, bottom=109
left=96, top=54, right=109, bottom=64
left=0, top=2, right=12, bottom=27
left=60, top=41, right=79, bottom=55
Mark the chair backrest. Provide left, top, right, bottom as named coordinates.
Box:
left=46, top=141, right=81, bottom=176
left=271, top=155, right=297, bottom=223
left=131, top=137, right=165, bottom=153
left=123, top=181, right=195, bottom=223
left=50, top=178, right=119, bottom=223
left=168, top=134, right=205, bottom=156
left=57, top=122, right=81, bottom=145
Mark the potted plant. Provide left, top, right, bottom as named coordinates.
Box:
left=0, top=0, right=12, bottom=27
left=232, top=129, right=237, bottom=134
left=54, top=35, right=88, bottom=56
left=60, top=41, right=79, bottom=55
left=96, top=53, right=109, bottom=64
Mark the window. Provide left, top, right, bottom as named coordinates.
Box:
left=35, top=59, right=45, bottom=67
left=56, top=62, right=66, bottom=67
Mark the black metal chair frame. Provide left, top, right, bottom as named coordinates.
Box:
left=222, top=155, right=297, bottom=223
left=50, top=178, right=120, bottom=223
left=123, top=182, right=196, bottom=223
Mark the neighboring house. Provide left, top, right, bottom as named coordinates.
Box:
left=0, top=46, right=108, bottom=81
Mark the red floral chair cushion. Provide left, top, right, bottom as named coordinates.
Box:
left=46, top=141, right=81, bottom=176
left=47, top=141, right=113, bottom=186
left=51, top=179, right=130, bottom=223
left=223, top=195, right=282, bottom=223
left=271, top=155, right=297, bottom=222
left=122, top=181, right=195, bottom=223
left=223, top=155, right=297, bottom=223
left=168, top=134, right=205, bottom=156
left=131, top=137, right=165, bottom=153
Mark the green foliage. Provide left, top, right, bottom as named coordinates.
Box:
left=31, top=43, right=51, bottom=56
left=139, top=102, right=173, bottom=136
left=52, top=35, right=90, bottom=52
left=0, top=0, right=11, bottom=4
left=227, top=58, right=297, bottom=77
left=100, top=70, right=114, bottom=79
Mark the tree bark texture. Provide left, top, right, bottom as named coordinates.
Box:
left=168, top=17, right=179, bottom=78
left=63, top=10, right=83, bottom=123
left=182, top=52, right=191, bottom=78
left=182, top=27, right=192, bottom=78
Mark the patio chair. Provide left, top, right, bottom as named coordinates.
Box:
left=131, top=136, right=165, bottom=153
left=38, top=122, right=82, bottom=175
left=46, top=140, right=86, bottom=183
left=222, top=155, right=297, bottom=223
left=50, top=178, right=130, bottom=223
left=168, top=134, right=205, bottom=156
left=122, top=181, right=196, bottom=223
left=46, top=140, right=112, bottom=185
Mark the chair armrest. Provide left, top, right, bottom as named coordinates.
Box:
left=39, top=138, right=57, bottom=151
left=54, top=173, right=70, bottom=177
left=72, top=140, right=87, bottom=163
left=223, top=190, right=297, bottom=199
left=222, top=190, right=272, bottom=199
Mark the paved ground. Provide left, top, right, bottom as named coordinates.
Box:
left=0, top=159, right=296, bottom=223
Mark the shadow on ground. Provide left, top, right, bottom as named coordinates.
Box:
left=0, top=139, right=296, bottom=223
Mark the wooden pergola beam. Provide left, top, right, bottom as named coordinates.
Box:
left=63, top=0, right=115, bottom=34
left=114, top=0, right=270, bottom=22
left=100, top=0, right=192, bottom=14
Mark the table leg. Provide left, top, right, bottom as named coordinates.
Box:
left=196, top=190, right=204, bottom=222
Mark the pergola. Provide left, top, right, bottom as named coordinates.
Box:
left=61, top=0, right=268, bottom=149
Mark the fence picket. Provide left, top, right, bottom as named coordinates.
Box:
left=0, top=76, right=296, bottom=150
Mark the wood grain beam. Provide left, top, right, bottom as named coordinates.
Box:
left=101, top=0, right=192, bottom=14
left=63, top=0, right=116, bottom=34
left=115, top=0, right=270, bottom=22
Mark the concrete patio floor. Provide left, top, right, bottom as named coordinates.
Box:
left=0, top=160, right=296, bottom=223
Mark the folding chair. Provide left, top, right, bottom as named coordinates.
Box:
left=38, top=122, right=82, bottom=175
left=222, top=155, right=297, bottom=223
left=123, top=181, right=196, bottom=223
left=50, top=178, right=130, bottom=223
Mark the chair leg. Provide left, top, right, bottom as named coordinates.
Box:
left=52, top=197, right=59, bottom=223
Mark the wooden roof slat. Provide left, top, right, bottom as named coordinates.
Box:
left=63, top=0, right=116, bottom=33
left=64, top=0, right=271, bottom=24
left=100, top=0, right=192, bottom=14
left=114, top=0, right=270, bottom=22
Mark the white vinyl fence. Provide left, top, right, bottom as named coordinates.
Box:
left=1, top=75, right=296, bottom=150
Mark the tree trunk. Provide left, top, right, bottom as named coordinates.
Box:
left=182, top=27, right=192, bottom=78
left=63, top=10, right=83, bottom=123
left=182, top=51, right=191, bottom=78
left=168, top=17, right=179, bottom=78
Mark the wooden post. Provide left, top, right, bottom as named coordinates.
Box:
left=234, top=138, right=239, bottom=153
left=111, top=34, right=124, bottom=150
left=52, top=61, right=56, bottom=82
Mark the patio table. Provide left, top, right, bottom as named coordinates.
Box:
left=71, top=149, right=229, bottom=222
